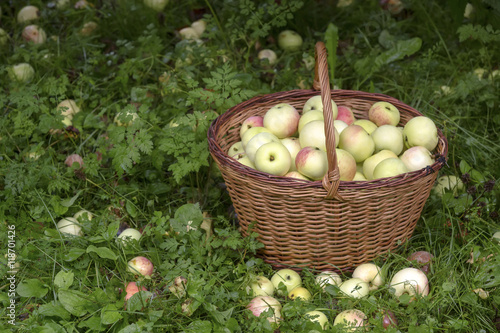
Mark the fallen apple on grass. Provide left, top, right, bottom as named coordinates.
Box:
left=352, top=263, right=384, bottom=290
left=9, top=63, right=35, bottom=83
left=17, top=5, right=40, bottom=23
left=22, top=25, right=47, bottom=44
left=246, top=276, right=275, bottom=297
left=65, top=154, right=84, bottom=168
left=389, top=267, right=429, bottom=300
left=125, top=282, right=147, bottom=301
left=247, top=296, right=282, bottom=325
left=127, top=256, right=154, bottom=279
left=74, top=209, right=93, bottom=221
left=333, top=309, right=367, bottom=331
left=339, top=278, right=370, bottom=298
left=271, top=269, right=302, bottom=295
left=316, top=271, right=342, bottom=290
left=258, top=49, right=278, bottom=66
left=118, top=228, right=142, bottom=243
left=288, top=286, right=312, bottom=301
left=433, top=175, right=464, bottom=197
left=407, top=251, right=434, bottom=275
left=56, top=217, right=83, bottom=237
left=305, top=310, right=329, bottom=330
left=278, top=30, right=303, bottom=51
left=114, top=111, right=139, bottom=127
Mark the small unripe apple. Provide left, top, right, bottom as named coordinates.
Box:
left=433, top=175, right=464, bottom=197
left=316, top=271, right=342, bottom=290
left=179, top=27, right=199, bottom=40
left=278, top=30, right=303, bottom=51
left=191, top=19, right=206, bottom=37
left=57, top=217, right=83, bottom=236
left=17, top=6, right=40, bottom=23
left=57, top=99, right=81, bottom=119
left=258, top=49, right=278, bottom=66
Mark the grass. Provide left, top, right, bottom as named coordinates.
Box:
left=0, top=0, right=499, bottom=332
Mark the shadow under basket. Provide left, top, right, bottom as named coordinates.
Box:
left=207, top=42, right=448, bottom=273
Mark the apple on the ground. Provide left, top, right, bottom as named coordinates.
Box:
left=305, top=310, right=329, bottom=330
left=339, top=278, right=370, bottom=298
left=278, top=30, right=303, bottom=51
left=247, top=296, right=282, bottom=325
left=389, top=267, right=429, bottom=299
left=333, top=309, right=367, bottom=331
left=271, top=269, right=302, bottom=295
left=246, top=276, right=275, bottom=296
left=352, top=263, right=384, bottom=290
left=288, top=286, right=312, bottom=301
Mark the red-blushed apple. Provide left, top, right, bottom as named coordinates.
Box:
left=281, top=137, right=302, bottom=171
left=232, top=153, right=255, bottom=169
left=333, top=309, right=367, bottom=331
left=381, top=309, right=399, bottom=329
left=245, top=132, right=280, bottom=162
left=295, top=146, right=328, bottom=181
left=433, top=175, right=464, bottom=197
left=298, top=110, right=324, bottom=133
left=339, top=278, right=370, bottom=299
left=247, top=295, right=282, bottom=325
left=288, top=286, right=312, bottom=301
left=352, top=263, right=384, bottom=291
left=389, top=267, right=429, bottom=299
left=302, top=95, right=338, bottom=119
left=241, top=126, right=272, bottom=147
left=363, top=150, right=398, bottom=180
left=403, top=116, right=439, bottom=151
left=17, top=5, right=40, bottom=23
left=284, top=171, right=310, bottom=181
left=65, top=154, right=84, bottom=168
left=240, top=116, right=264, bottom=138
left=372, top=157, right=408, bottom=180
left=125, top=282, right=147, bottom=301
left=336, top=106, right=356, bottom=125
left=127, top=256, right=154, bottom=278
left=278, top=30, right=303, bottom=51
left=316, top=271, right=342, bottom=290
left=368, top=101, right=401, bottom=127
left=246, top=276, right=275, bottom=297
left=400, top=146, right=434, bottom=172
left=56, top=217, right=83, bottom=236
left=9, top=63, right=35, bottom=83
left=118, top=228, right=142, bottom=243
left=228, top=141, right=244, bottom=157
left=334, top=120, right=349, bottom=135
left=271, top=269, right=302, bottom=295
left=336, top=148, right=357, bottom=181
left=254, top=142, right=291, bottom=176
left=22, top=25, right=47, bottom=44
left=305, top=310, right=329, bottom=330
left=258, top=49, right=278, bottom=66
left=263, top=103, right=300, bottom=138
left=407, top=251, right=434, bottom=275
left=353, top=119, right=378, bottom=135
left=339, top=125, right=375, bottom=163
left=371, top=125, right=404, bottom=155
left=168, top=276, right=188, bottom=298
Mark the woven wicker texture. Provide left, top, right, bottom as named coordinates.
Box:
left=207, top=42, right=448, bottom=272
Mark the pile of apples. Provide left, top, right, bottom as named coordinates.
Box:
left=228, top=96, right=440, bottom=182
left=246, top=251, right=433, bottom=330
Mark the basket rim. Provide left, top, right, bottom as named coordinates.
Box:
left=207, top=88, right=448, bottom=192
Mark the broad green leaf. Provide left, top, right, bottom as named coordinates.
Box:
left=104, top=221, right=120, bottom=241
left=126, top=290, right=153, bottom=312
left=126, top=200, right=137, bottom=218
left=182, top=320, right=212, bottom=333
left=37, top=301, right=71, bottom=321
left=16, top=279, right=49, bottom=298
left=58, top=289, right=92, bottom=317
left=54, top=270, right=74, bottom=289
left=101, top=303, right=123, bottom=325
left=60, top=190, right=83, bottom=207
left=63, top=248, right=86, bottom=262
left=86, top=245, right=118, bottom=260
left=77, top=315, right=106, bottom=331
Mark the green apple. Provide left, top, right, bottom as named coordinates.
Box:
left=232, top=153, right=255, bottom=169
left=353, top=119, right=377, bottom=135
left=281, top=137, right=302, bottom=171
left=179, top=27, right=199, bottom=40
left=371, top=125, right=404, bottom=155
left=114, top=111, right=139, bottom=127
left=9, top=63, right=35, bottom=83
left=0, top=28, right=8, bottom=46
left=334, top=120, right=349, bottom=135
left=56, top=217, right=83, bottom=236
left=403, top=116, right=439, bottom=152
left=352, top=263, right=384, bottom=291
left=254, top=142, right=291, bottom=176
left=191, top=19, right=206, bottom=37
left=336, top=148, right=357, bottom=181
left=57, top=99, right=81, bottom=121
left=288, top=287, right=312, bottom=301
left=302, top=95, right=338, bottom=119
left=228, top=141, right=244, bottom=157
left=295, top=146, right=328, bottom=181
left=300, top=120, right=339, bottom=152
left=298, top=110, right=324, bottom=133
left=389, top=267, right=429, bottom=299
left=241, top=126, right=272, bottom=148
left=246, top=276, right=275, bottom=296
left=339, top=278, right=370, bottom=298
left=362, top=150, right=398, bottom=180
left=17, top=5, right=40, bottom=23
left=339, top=125, right=375, bottom=163
left=305, top=310, right=329, bottom=330
left=368, top=101, right=400, bottom=127
left=316, top=271, right=342, bottom=290
left=433, top=175, right=464, bottom=197
left=400, top=146, right=434, bottom=172
left=278, top=30, right=303, bottom=51
left=245, top=132, right=280, bottom=162
left=353, top=171, right=367, bottom=181
left=333, top=309, right=367, bottom=332
left=118, top=228, right=142, bottom=243
left=372, top=157, right=408, bottom=180
left=492, top=231, right=500, bottom=244
left=271, top=269, right=302, bottom=295
left=258, top=49, right=278, bottom=66
left=263, top=103, right=300, bottom=139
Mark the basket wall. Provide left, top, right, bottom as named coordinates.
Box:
left=208, top=89, right=448, bottom=272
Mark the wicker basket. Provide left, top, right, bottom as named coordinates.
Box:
left=207, top=42, right=448, bottom=272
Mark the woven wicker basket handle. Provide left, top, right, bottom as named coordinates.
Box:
left=313, top=41, right=343, bottom=201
